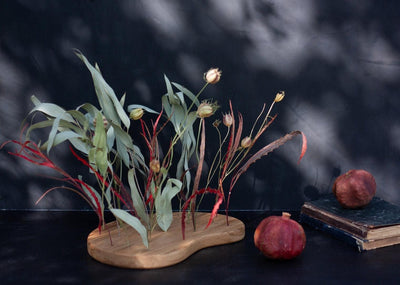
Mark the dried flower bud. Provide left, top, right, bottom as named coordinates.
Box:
left=213, top=119, right=221, bottom=128
left=93, top=115, right=109, bottom=129
left=274, top=91, right=285, bottom=103
left=204, top=68, right=221, bottom=84
left=241, top=136, right=252, bottom=148
left=197, top=101, right=218, bottom=118
left=223, top=113, right=233, bottom=127
left=130, top=108, right=144, bottom=120
left=149, top=159, right=160, bottom=173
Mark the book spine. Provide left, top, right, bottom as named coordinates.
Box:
left=300, top=213, right=366, bottom=252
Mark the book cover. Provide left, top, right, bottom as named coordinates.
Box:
left=301, top=194, right=400, bottom=240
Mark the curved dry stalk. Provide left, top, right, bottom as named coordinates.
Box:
left=226, top=131, right=307, bottom=214
left=190, top=118, right=206, bottom=230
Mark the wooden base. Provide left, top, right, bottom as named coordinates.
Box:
left=87, top=212, right=245, bottom=269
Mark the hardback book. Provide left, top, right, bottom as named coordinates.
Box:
left=300, top=194, right=400, bottom=251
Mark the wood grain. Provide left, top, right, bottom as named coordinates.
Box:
left=87, top=212, right=245, bottom=269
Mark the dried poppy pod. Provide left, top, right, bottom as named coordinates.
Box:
left=204, top=68, right=221, bottom=84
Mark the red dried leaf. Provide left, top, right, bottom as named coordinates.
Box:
left=298, top=131, right=307, bottom=164
left=69, top=146, right=132, bottom=211
left=227, top=130, right=307, bottom=215
left=181, top=187, right=223, bottom=240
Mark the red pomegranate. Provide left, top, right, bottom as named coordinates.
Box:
left=254, top=212, right=306, bottom=260
left=332, top=169, right=376, bottom=209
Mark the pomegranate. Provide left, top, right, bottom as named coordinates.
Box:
left=332, top=169, right=376, bottom=209
left=254, top=212, right=306, bottom=260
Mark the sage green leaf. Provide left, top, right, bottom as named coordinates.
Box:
left=68, top=137, right=91, bottom=154
left=30, top=102, right=75, bottom=123
left=175, top=111, right=197, bottom=191
left=75, top=51, right=117, bottom=122
left=128, top=169, right=149, bottom=226
left=132, top=144, right=147, bottom=173
left=164, top=75, right=179, bottom=104
left=95, top=62, right=101, bottom=73
left=106, top=126, right=115, bottom=150
left=78, top=175, right=104, bottom=212
left=155, top=178, right=182, bottom=231
left=105, top=181, right=112, bottom=203
left=75, top=51, right=130, bottom=129
left=120, top=93, right=126, bottom=108
left=111, top=94, right=130, bottom=129
left=176, top=151, right=191, bottom=193
left=31, top=95, right=41, bottom=106
left=92, top=112, right=108, bottom=175
left=175, top=91, right=187, bottom=106
left=116, top=135, right=130, bottom=167
left=127, top=104, right=159, bottom=115
left=109, top=208, right=148, bottom=248
left=111, top=122, right=134, bottom=149
left=77, top=103, right=100, bottom=118
left=111, top=122, right=135, bottom=167
left=169, top=104, right=186, bottom=135
left=46, top=114, right=62, bottom=154
left=25, top=120, right=55, bottom=139
left=52, top=130, right=83, bottom=147
left=172, top=82, right=200, bottom=107
left=66, top=110, right=88, bottom=128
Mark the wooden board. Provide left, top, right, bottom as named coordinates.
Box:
left=87, top=212, right=245, bottom=269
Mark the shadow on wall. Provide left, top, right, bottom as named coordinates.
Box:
left=1, top=0, right=400, bottom=210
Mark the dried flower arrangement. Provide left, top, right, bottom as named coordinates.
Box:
left=1, top=51, right=307, bottom=251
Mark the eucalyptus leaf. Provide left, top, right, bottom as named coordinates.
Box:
left=176, top=151, right=191, bottom=193
left=120, top=93, right=126, bottom=107
left=161, top=95, right=172, bottom=118
left=172, top=82, right=200, bottom=107
left=127, top=104, right=159, bottom=115
left=68, top=137, right=91, bottom=154
left=46, top=115, right=62, bottom=154
left=52, top=130, right=83, bottom=146
left=111, top=122, right=134, bottom=149
left=164, top=75, right=179, bottom=104
left=175, top=91, right=187, bottom=107
left=109, top=208, right=148, bottom=248
left=92, top=112, right=108, bottom=175
left=66, top=110, right=88, bottom=127
left=128, top=169, right=149, bottom=226
left=105, top=180, right=112, bottom=203
left=30, top=102, right=75, bottom=123
left=132, top=144, right=147, bottom=172
left=155, top=178, right=182, bottom=231
left=77, top=103, right=100, bottom=118
left=78, top=175, right=104, bottom=212
left=116, top=135, right=130, bottom=167
left=31, top=95, right=41, bottom=106
left=75, top=50, right=130, bottom=129
left=25, top=120, right=55, bottom=139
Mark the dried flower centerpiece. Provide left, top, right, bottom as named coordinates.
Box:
left=1, top=51, right=306, bottom=269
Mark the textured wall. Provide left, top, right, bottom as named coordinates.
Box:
left=1, top=0, right=400, bottom=210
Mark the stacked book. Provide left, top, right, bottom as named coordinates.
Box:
left=300, top=194, right=400, bottom=251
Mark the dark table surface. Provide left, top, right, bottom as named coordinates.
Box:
left=1, top=210, right=399, bottom=285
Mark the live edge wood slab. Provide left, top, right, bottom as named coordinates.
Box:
left=87, top=212, right=245, bottom=269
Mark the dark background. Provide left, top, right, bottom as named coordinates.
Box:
left=1, top=0, right=400, bottom=211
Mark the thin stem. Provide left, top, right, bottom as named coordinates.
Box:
left=187, top=82, right=209, bottom=114
left=206, top=126, right=229, bottom=188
